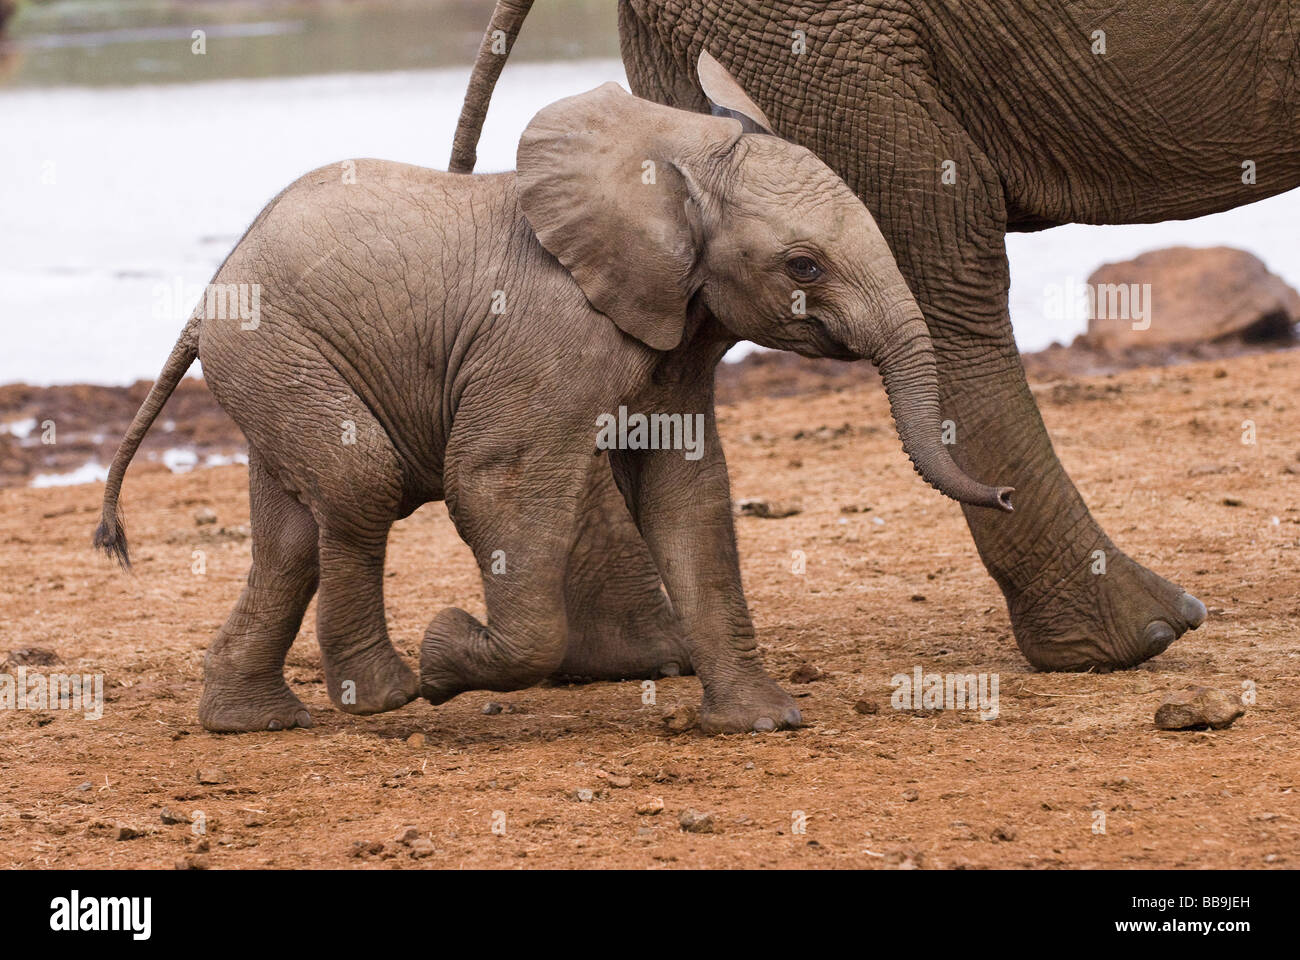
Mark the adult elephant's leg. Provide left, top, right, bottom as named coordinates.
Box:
left=867, top=96, right=1205, bottom=670
left=553, top=457, right=693, bottom=681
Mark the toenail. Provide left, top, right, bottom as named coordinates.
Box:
left=295, top=711, right=313, bottom=728
left=659, top=662, right=681, bottom=678
left=267, top=719, right=283, bottom=731
left=1144, top=620, right=1176, bottom=654
left=752, top=717, right=776, bottom=732
left=1178, top=593, right=1208, bottom=629
left=782, top=707, right=803, bottom=728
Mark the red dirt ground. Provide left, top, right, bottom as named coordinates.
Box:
left=0, top=349, right=1297, bottom=868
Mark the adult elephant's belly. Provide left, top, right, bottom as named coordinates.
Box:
left=928, top=0, right=1300, bottom=226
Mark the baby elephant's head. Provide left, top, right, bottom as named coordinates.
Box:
left=517, top=53, right=1012, bottom=512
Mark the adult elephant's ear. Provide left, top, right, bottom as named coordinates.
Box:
left=517, top=82, right=741, bottom=351
left=696, top=50, right=773, bottom=135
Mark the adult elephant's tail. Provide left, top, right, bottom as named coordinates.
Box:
left=93, top=315, right=201, bottom=569
left=448, top=0, right=537, bottom=174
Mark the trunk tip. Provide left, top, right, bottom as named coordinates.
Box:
left=992, top=486, right=1014, bottom=512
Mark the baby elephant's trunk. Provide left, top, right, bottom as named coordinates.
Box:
left=868, top=306, right=1014, bottom=512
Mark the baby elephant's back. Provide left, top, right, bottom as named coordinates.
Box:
left=198, top=159, right=496, bottom=501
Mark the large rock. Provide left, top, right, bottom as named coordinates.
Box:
left=1082, top=246, right=1300, bottom=351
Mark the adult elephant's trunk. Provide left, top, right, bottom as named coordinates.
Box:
left=865, top=305, right=1014, bottom=512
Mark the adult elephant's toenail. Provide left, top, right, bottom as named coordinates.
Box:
left=782, top=707, right=803, bottom=728
left=658, top=662, right=681, bottom=678
left=295, top=710, right=313, bottom=728
left=267, top=719, right=283, bottom=731
left=752, top=716, right=776, bottom=732
left=1144, top=620, right=1176, bottom=654
left=1178, top=593, right=1207, bottom=629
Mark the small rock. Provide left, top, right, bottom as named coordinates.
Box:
left=679, top=809, right=717, bottom=834
left=789, top=662, right=822, bottom=684
left=395, top=826, right=420, bottom=845
left=1155, top=686, right=1246, bottom=730
left=194, top=507, right=218, bottom=526
left=595, top=769, right=632, bottom=788
left=636, top=797, right=665, bottom=816
left=408, top=838, right=436, bottom=859
left=195, top=768, right=229, bottom=785
left=1222, top=497, right=1244, bottom=507
left=991, top=825, right=1017, bottom=842
left=3, top=647, right=58, bottom=668
left=174, top=855, right=209, bottom=870
left=75, top=781, right=92, bottom=792
left=663, top=704, right=698, bottom=733
left=853, top=699, right=879, bottom=715
left=159, top=808, right=188, bottom=825
left=481, top=702, right=504, bottom=715
left=840, top=503, right=872, bottom=514
left=350, top=840, right=384, bottom=858
left=902, top=789, right=919, bottom=803
left=406, top=732, right=426, bottom=748
left=113, top=823, right=143, bottom=841
left=910, top=594, right=927, bottom=602
left=734, top=498, right=802, bottom=519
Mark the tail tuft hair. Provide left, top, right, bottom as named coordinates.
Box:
left=93, top=506, right=131, bottom=569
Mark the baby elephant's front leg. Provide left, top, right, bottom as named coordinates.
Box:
left=419, top=444, right=580, bottom=703
left=610, top=412, right=801, bottom=734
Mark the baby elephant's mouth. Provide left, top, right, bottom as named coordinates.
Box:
left=800, top=316, right=858, bottom=361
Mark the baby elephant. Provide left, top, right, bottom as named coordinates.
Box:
left=94, top=55, right=1011, bottom=735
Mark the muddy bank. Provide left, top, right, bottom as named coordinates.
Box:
left=1, top=336, right=1295, bottom=488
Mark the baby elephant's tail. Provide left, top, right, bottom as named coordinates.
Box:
left=93, top=315, right=201, bottom=569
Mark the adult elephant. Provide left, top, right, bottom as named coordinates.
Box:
left=451, top=0, right=1299, bottom=672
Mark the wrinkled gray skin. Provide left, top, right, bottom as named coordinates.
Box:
left=455, top=0, right=1300, bottom=673
left=95, top=73, right=1009, bottom=733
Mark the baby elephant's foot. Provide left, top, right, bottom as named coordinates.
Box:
left=700, top=677, right=803, bottom=734
left=420, top=607, right=558, bottom=705
left=324, top=643, right=418, bottom=715
left=199, top=670, right=313, bottom=733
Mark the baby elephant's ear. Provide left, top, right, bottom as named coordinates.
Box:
left=517, top=82, right=741, bottom=351
left=696, top=50, right=773, bottom=135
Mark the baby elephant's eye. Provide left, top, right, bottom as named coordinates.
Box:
left=786, top=256, right=823, bottom=282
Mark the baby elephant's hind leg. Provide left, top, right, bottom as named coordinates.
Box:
left=199, top=456, right=318, bottom=733
left=315, top=524, right=419, bottom=714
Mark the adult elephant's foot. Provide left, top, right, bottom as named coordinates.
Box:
left=199, top=671, right=314, bottom=733
left=1007, top=548, right=1207, bottom=671
left=699, top=676, right=802, bottom=734
left=323, top=643, right=418, bottom=715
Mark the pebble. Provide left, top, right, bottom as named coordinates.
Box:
left=679, top=809, right=717, bottom=834
left=733, top=498, right=802, bottom=519
left=194, top=508, right=218, bottom=526
left=1155, top=686, right=1246, bottom=730
left=159, top=807, right=188, bottom=825
left=991, top=825, right=1017, bottom=842
left=196, top=768, right=229, bottom=785
left=409, top=838, right=436, bottom=859
left=481, top=702, right=504, bottom=715
left=406, top=732, right=426, bottom=747
left=789, top=662, right=822, bottom=684
left=853, top=699, right=880, bottom=715
left=636, top=797, right=665, bottom=816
